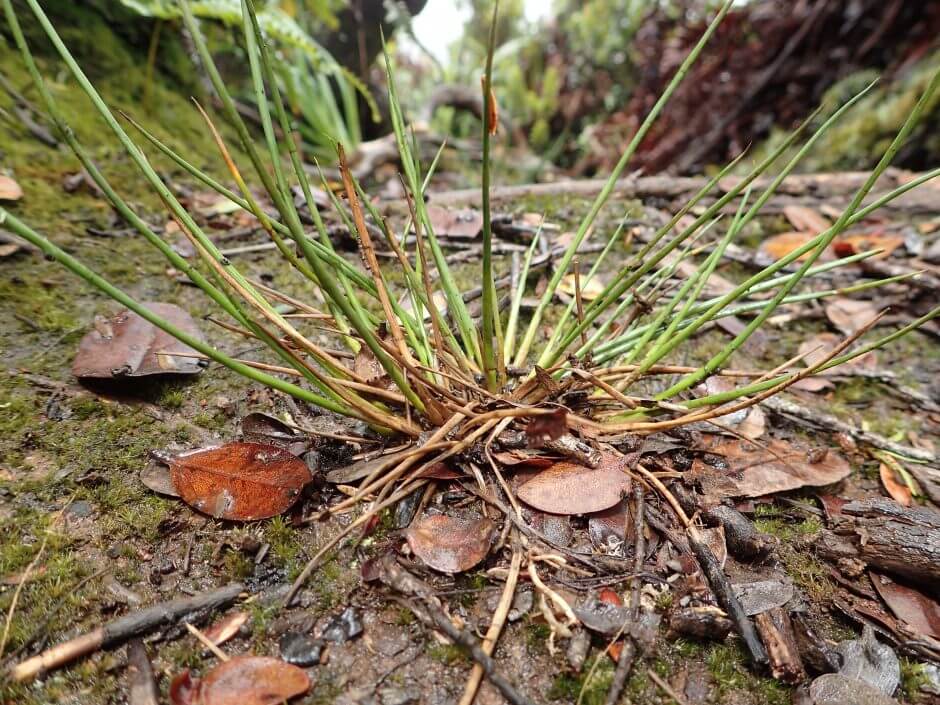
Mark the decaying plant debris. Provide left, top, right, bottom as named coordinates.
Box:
left=1, top=0, right=939, bottom=703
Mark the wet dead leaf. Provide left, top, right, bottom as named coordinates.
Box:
left=517, top=452, right=631, bottom=515
left=870, top=573, right=940, bottom=641
left=171, top=655, right=310, bottom=705
left=737, top=407, right=766, bottom=440
left=239, top=412, right=305, bottom=450
left=695, top=436, right=851, bottom=498
left=525, top=409, right=568, bottom=446
left=426, top=205, right=483, bottom=239
left=169, top=442, right=311, bottom=520
left=405, top=513, right=496, bottom=573
left=202, top=611, right=250, bottom=647
left=0, top=175, right=23, bottom=201
left=783, top=205, right=830, bottom=234
left=72, top=303, right=205, bottom=379
left=353, top=347, right=388, bottom=385
left=825, top=298, right=880, bottom=336
left=878, top=463, right=912, bottom=506
left=492, top=450, right=556, bottom=469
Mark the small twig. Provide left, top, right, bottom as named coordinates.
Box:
left=647, top=667, right=688, bottom=705
left=185, top=622, right=230, bottom=661
left=8, top=583, right=244, bottom=682
left=374, top=557, right=535, bottom=705
left=458, top=541, right=522, bottom=705
left=603, top=487, right=646, bottom=705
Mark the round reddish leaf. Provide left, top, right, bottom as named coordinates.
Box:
left=517, top=452, right=631, bottom=515
left=405, top=514, right=496, bottom=573
left=195, top=655, right=310, bottom=705
left=170, top=442, right=312, bottom=520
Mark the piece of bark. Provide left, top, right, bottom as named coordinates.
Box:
left=791, top=611, right=841, bottom=675
left=667, top=605, right=733, bottom=642
left=703, top=504, right=777, bottom=561
left=754, top=607, right=807, bottom=683
left=816, top=499, right=940, bottom=587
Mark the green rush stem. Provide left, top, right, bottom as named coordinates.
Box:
left=504, top=224, right=543, bottom=364
left=655, top=70, right=938, bottom=401
left=382, top=35, right=481, bottom=366
left=513, top=0, right=735, bottom=367
left=682, top=305, right=940, bottom=410
left=593, top=269, right=918, bottom=366
left=480, top=0, right=501, bottom=392
left=0, top=210, right=363, bottom=420
left=124, top=117, right=374, bottom=293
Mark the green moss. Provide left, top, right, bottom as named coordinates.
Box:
left=427, top=642, right=468, bottom=665
left=524, top=620, right=552, bottom=651
left=548, top=657, right=615, bottom=704
left=222, top=548, right=254, bottom=581
left=706, top=642, right=789, bottom=705
left=900, top=658, right=931, bottom=702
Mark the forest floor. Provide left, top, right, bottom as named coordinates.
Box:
left=2, top=23, right=940, bottom=705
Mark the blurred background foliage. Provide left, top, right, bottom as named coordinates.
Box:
left=1, top=0, right=937, bottom=175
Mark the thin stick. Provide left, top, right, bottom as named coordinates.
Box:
left=185, top=622, right=230, bottom=661
left=647, top=668, right=688, bottom=705
left=458, top=542, right=522, bottom=705
left=376, top=557, right=534, bottom=705
left=9, top=583, right=244, bottom=682
left=573, top=257, right=588, bottom=350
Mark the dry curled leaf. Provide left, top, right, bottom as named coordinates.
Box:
left=170, top=442, right=312, bottom=520
left=170, top=655, right=310, bottom=705
left=517, top=452, right=631, bottom=515
left=878, top=462, right=912, bottom=506
left=426, top=205, right=483, bottom=239
left=759, top=231, right=816, bottom=261
left=832, top=231, right=905, bottom=259
left=405, top=513, right=495, bottom=573
left=72, top=302, right=205, bottom=379
left=558, top=274, right=605, bottom=301
left=695, top=436, right=851, bottom=498
left=870, top=572, right=940, bottom=641
left=0, top=174, right=23, bottom=201
left=201, top=611, right=250, bottom=647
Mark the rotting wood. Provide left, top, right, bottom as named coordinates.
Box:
left=9, top=582, right=244, bottom=682
left=816, top=498, right=940, bottom=587
left=754, top=607, right=806, bottom=683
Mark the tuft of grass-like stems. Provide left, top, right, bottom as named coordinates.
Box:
left=1, top=0, right=938, bottom=452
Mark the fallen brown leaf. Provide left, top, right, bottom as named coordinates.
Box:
left=783, top=205, right=830, bottom=234
left=695, top=436, right=851, bottom=498
left=405, top=513, right=496, bottom=573
left=878, top=463, right=912, bottom=507
left=824, top=298, right=880, bottom=336
left=0, top=174, right=23, bottom=201
left=426, top=205, right=483, bottom=239
left=170, top=442, right=312, bottom=520
left=170, top=655, right=310, bottom=705
left=72, top=303, right=205, bottom=379
left=870, top=572, right=940, bottom=641
left=517, top=452, right=631, bottom=514
left=524, top=409, right=568, bottom=446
